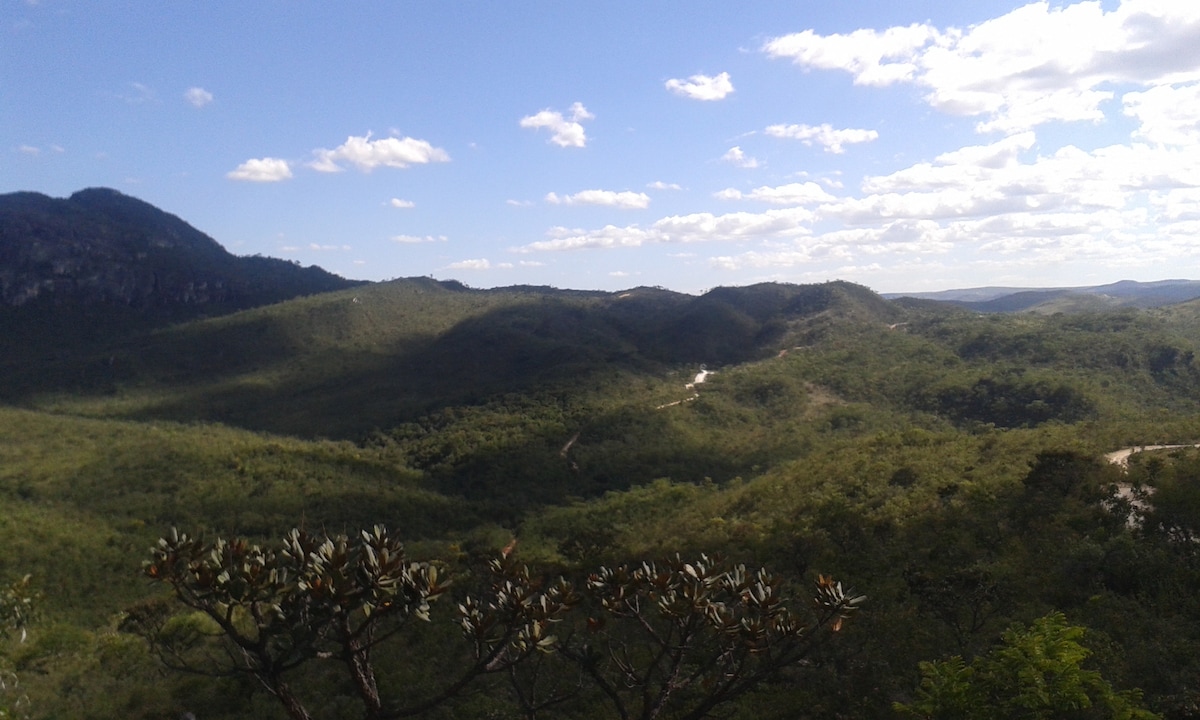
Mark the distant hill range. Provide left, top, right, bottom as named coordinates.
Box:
left=3, top=187, right=1197, bottom=335
left=885, top=279, right=1200, bottom=312
left=0, top=188, right=360, bottom=319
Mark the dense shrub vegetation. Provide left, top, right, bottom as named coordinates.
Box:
left=1, top=280, right=1200, bottom=717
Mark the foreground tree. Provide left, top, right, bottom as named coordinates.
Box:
left=895, top=613, right=1159, bottom=720
left=139, top=528, right=861, bottom=719
left=551, top=555, right=865, bottom=720
left=138, top=526, right=575, bottom=720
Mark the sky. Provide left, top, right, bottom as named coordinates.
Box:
left=4, top=0, right=1200, bottom=294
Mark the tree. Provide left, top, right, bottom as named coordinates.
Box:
left=140, top=528, right=862, bottom=719
left=549, top=555, right=864, bottom=720
left=138, top=526, right=575, bottom=720
left=895, top=613, right=1159, bottom=720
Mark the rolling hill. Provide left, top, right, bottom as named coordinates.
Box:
left=5, top=189, right=1200, bottom=719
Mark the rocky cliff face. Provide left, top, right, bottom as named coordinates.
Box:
left=0, top=188, right=359, bottom=313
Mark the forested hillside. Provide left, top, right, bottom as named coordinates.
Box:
left=2, top=273, right=1200, bottom=718
left=0, top=188, right=362, bottom=365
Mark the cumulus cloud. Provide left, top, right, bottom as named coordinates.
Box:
left=391, top=234, right=446, bottom=244
left=448, top=259, right=508, bottom=270
left=519, top=102, right=594, bottom=148
left=648, top=181, right=682, bottom=190
left=514, top=207, right=814, bottom=253
left=722, top=146, right=759, bottom=168
left=1124, top=82, right=1200, bottom=146
left=665, top=71, right=734, bottom=100
left=184, top=87, right=213, bottom=108
left=545, top=189, right=651, bottom=209
left=715, top=182, right=836, bottom=205
left=311, top=132, right=450, bottom=172
left=227, top=157, right=293, bottom=182
left=388, top=198, right=416, bottom=209
left=764, top=1, right=1200, bottom=133
left=515, top=124, right=1200, bottom=285
left=763, top=23, right=939, bottom=86
left=765, top=123, right=879, bottom=153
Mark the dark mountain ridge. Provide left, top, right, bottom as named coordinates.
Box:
left=0, top=187, right=359, bottom=315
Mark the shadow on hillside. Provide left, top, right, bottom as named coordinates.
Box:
left=0, top=281, right=898, bottom=443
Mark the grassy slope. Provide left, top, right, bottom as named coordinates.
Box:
left=3, top=281, right=1200, bottom=718
left=0, top=407, right=472, bottom=625
left=3, top=281, right=1199, bottom=609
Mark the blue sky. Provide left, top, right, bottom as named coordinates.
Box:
left=5, top=1, right=1200, bottom=294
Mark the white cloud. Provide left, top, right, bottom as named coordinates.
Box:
left=507, top=199, right=535, bottom=207
left=17, top=144, right=38, bottom=155
left=765, top=1, right=1200, bottom=133
left=514, top=207, right=814, bottom=253
left=665, top=71, right=734, bottom=101
left=722, top=146, right=759, bottom=168
left=519, top=102, right=594, bottom=148
left=227, top=157, right=293, bottom=182
left=184, top=87, right=213, bottom=108
left=391, top=234, right=447, bottom=244
left=311, top=132, right=450, bottom=172
left=716, top=182, right=836, bottom=205
left=764, top=123, right=879, bottom=153
left=447, top=258, right=492, bottom=270
left=545, top=189, right=651, bottom=209
left=763, top=24, right=940, bottom=86
left=859, top=132, right=1037, bottom=194
left=648, top=181, right=682, bottom=190
left=1124, top=82, right=1200, bottom=146
left=388, top=198, right=416, bottom=209
left=120, top=82, right=156, bottom=104
left=841, top=138, right=1200, bottom=227
left=517, top=127, right=1200, bottom=283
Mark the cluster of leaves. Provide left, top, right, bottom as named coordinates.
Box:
left=138, top=526, right=534, bottom=720
left=138, top=527, right=863, bottom=720
left=556, top=557, right=863, bottom=720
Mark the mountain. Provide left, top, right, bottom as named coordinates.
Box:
left=885, top=279, right=1200, bottom=312
left=0, top=188, right=360, bottom=316
left=0, top=276, right=905, bottom=439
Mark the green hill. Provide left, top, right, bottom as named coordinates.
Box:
left=3, top=242, right=1200, bottom=717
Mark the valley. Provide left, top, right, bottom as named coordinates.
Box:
left=3, top=191, right=1200, bottom=718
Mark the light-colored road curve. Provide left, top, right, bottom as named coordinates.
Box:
left=1104, top=444, right=1200, bottom=525
left=1105, top=444, right=1200, bottom=470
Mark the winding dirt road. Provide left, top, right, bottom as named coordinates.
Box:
left=1105, top=444, right=1200, bottom=470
